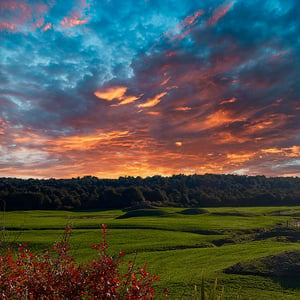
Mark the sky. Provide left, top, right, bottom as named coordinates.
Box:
left=0, top=0, right=299, bottom=179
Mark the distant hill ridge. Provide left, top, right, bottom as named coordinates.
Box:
left=0, top=174, right=299, bottom=210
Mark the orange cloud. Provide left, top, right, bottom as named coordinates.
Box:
left=10, top=130, right=131, bottom=153
left=116, top=96, right=139, bottom=106
left=245, top=113, right=290, bottom=134
left=147, top=111, right=160, bottom=116
left=137, top=92, right=167, bottom=108
left=47, top=131, right=130, bottom=152
left=10, top=132, right=47, bottom=148
left=261, top=146, right=300, bottom=157
left=216, top=132, right=249, bottom=144
left=2, top=126, right=298, bottom=178
left=227, top=152, right=256, bottom=163
left=94, top=86, right=127, bottom=101
left=204, top=110, right=243, bottom=128
left=175, top=106, right=192, bottom=111
left=94, top=86, right=141, bottom=106
left=13, top=137, right=31, bottom=143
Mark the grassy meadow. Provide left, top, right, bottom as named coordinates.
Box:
left=1, top=206, right=300, bottom=299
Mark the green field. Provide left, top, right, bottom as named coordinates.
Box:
left=1, top=206, right=300, bottom=299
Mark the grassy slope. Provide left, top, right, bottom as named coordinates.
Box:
left=1, top=206, right=300, bottom=299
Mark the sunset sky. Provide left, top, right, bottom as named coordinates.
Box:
left=0, top=0, right=299, bottom=179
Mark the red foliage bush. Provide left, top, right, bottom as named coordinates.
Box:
left=0, top=225, right=161, bottom=299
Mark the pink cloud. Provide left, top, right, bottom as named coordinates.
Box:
left=61, top=13, right=88, bottom=28
left=160, top=76, right=171, bottom=86
left=36, top=18, right=44, bottom=28
left=42, top=22, right=52, bottom=31
left=0, top=1, right=28, bottom=14
left=0, top=0, right=50, bottom=32
left=78, top=0, right=91, bottom=9
left=146, top=8, right=205, bottom=53
left=165, top=9, right=205, bottom=42
left=209, top=0, right=235, bottom=26
left=220, top=97, right=237, bottom=105
left=0, top=117, right=7, bottom=135
left=0, top=20, right=17, bottom=32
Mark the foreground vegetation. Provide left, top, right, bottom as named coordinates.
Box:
left=1, top=206, right=300, bottom=299
left=0, top=225, right=161, bottom=299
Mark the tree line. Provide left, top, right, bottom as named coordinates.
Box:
left=0, top=174, right=299, bottom=210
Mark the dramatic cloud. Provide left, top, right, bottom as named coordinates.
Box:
left=137, top=92, right=167, bottom=108
left=0, top=0, right=299, bottom=178
left=94, top=86, right=128, bottom=101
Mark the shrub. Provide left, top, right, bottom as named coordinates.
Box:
left=0, top=225, right=160, bottom=299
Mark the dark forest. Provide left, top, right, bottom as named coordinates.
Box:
left=0, top=174, right=299, bottom=210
